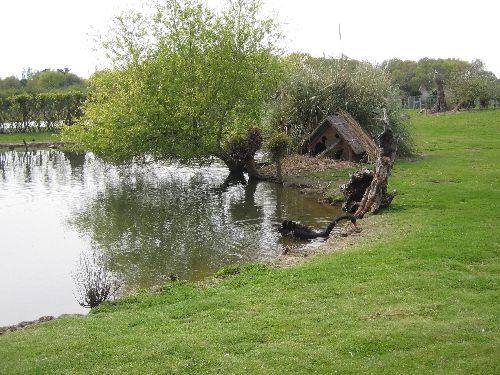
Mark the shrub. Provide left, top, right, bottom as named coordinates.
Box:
left=73, top=250, right=120, bottom=308
left=0, top=91, right=86, bottom=132
left=266, top=55, right=413, bottom=156
left=266, top=132, right=291, bottom=161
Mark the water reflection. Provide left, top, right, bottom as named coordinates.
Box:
left=0, top=150, right=339, bottom=325
left=0, top=149, right=84, bottom=186
left=70, top=163, right=339, bottom=290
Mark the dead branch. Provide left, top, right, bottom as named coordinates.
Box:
left=354, top=109, right=398, bottom=217
left=73, top=250, right=120, bottom=308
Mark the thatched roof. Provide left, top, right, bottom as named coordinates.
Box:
left=305, top=111, right=378, bottom=162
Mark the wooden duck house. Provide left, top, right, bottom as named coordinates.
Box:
left=302, top=111, right=378, bottom=162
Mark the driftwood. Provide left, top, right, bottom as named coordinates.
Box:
left=278, top=214, right=357, bottom=240
left=342, top=110, right=398, bottom=218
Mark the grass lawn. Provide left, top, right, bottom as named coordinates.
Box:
left=0, top=131, right=60, bottom=144
left=1, top=110, right=499, bottom=374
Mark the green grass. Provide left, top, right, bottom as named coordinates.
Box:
left=308, top=167, right=360, bottom=179
left=308, top=166, right=368, bottom=202
left=1, top=110, right=499, bottom=374
left=0, top=131, right=60, bottom=143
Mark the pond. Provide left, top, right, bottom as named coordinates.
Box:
left=0, top=150, right=340, bottom=326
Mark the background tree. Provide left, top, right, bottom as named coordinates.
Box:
left=447, top=63, right=500, bottom=109
left=64, top=0, right=283, bottom=176
left=0, top=69, right=86, bottom=97
left=381, top=59, right=419, bottom=98
left=381, top=57, right=498, bottom=108
left=0, top=76, right=23, bottom=97
left=28, top=69, right=85, bottom=93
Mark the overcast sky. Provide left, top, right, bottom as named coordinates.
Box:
left=1, top=0, right=499, bottom=79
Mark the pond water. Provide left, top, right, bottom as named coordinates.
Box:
left=0, top=150, right=340, bottom=326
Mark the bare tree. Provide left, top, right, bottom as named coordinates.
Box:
left=73, top=250, right=120, bottom=308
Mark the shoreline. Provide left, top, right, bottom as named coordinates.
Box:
left=0, top=154, right=369, bottom=333
left=0, top=316, right=55, bottom=336
left=0, top=141, right=66, bottom=150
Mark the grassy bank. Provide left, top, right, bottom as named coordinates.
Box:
left=1, top=110, right=499, bottom=374
left=0, top=131, right=60, bottom=144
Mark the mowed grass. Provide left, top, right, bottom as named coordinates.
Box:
left=0, top=131, right=60, bottom=144
left=1, top=110, right=499, bottom=374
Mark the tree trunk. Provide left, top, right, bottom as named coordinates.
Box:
left=245, top=159, right=261, bottom=180
left=275, top=159, right=283, bottom=183
left=216, top=127, right=263, bottom=181
left=221, top=157, right=246, bottom=175
left=433, top=74, right=447, bottom=113
left=214, top=171, right=248, bottom=193
left=342, top=110, right=398, bottom=218
left=219, top=153, right=261, bottom=179
left=340, top=169, right=374, bottom=213
left=354, top=110, right=398, bottom=218
left=354, top=154, right=397, bottom=218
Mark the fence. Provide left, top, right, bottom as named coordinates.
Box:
left=403, top=95, right=500, bottom=110
left=403, top=95, right=437, bottom=110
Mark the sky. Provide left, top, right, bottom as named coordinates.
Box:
left=1, top=0, right=499, bottom=79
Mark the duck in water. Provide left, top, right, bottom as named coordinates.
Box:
left=278, top=214, right=358, bottom=240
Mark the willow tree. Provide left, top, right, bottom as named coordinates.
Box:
left=64, top=0, right=283, bottom=176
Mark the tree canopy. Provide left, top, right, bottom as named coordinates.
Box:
left=0, top=68, right=86, bottom=98
left=64, top=0, right=283, bottom=166
left=381, top=57, right=499, bottom=102
left=0, top=69, right=87, bottom=132
left=447, top=62, right=499, bottom=109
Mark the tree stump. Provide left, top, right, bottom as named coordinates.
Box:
left=340, top=169, right=373, bottom=213
left=342, top=110, right=398, bottom=218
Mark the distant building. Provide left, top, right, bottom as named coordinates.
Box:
left=419, top=84, right=430, bottom=99
left=302, top=111, right=378, bottom=162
